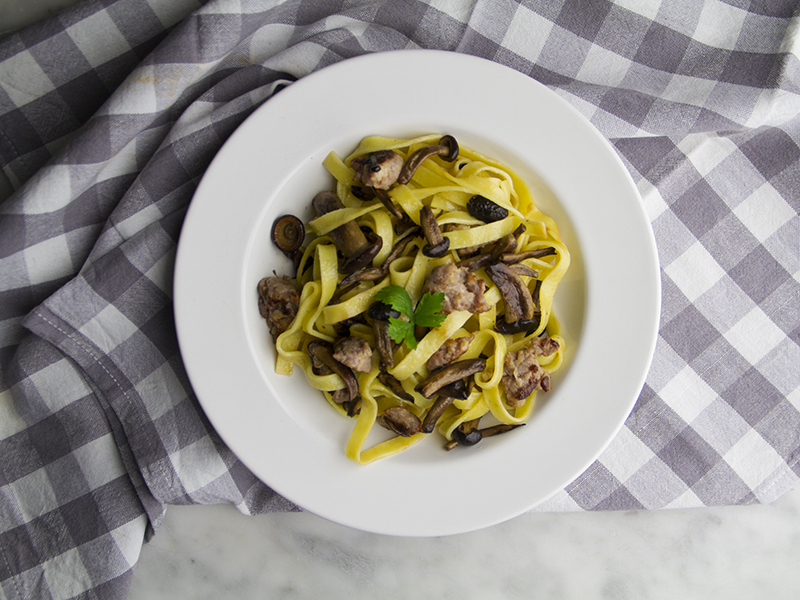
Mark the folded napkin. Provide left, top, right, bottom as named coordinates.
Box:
left=1, top=0, right=798, bottom=597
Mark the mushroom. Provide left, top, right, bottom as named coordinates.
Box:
left=338, top=227, right=420, bottom=287
left=312, top=191, right=372, bottom=266
left=377, top=372, right=414, bottom=402
left=445, top=422, right=525, bottom=450
left=415, top=358, right=486, bottom=399
left=271, top=215, right=305, bottom=259
left=341, top=229, right=383, bottom=274
left=419, top=205, right=450, bottom=257
left=372, top=188, right=406, bottom=221
left=421, top=395, right=455, bottom=433
left=485, top=262, right=536, bottom=323
left=466, top=195, right=509, bottom=223
left=368, top=300, right=400, bottom=368
left=500, top=247, right=557, bottom=264
left=397, top=135, right=459, bottom=185
left=507, top=264, right=539, bottom=279
left=307, top=341, right=360, bottom=404
left=377, top=406, right=422, bottom=437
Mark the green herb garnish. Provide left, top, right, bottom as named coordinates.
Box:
left=373, top=285, right=446, bottom=350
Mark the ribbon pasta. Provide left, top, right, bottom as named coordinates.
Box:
left=270, top=135, right=570, bottom=464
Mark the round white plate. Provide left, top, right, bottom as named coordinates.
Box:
left=174, top=50, right=660, bottom=537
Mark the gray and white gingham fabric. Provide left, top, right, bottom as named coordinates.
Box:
left=1, top=0, right=798, bottom=597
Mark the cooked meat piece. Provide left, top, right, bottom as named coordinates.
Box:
left=350, top=151, right=404, bottom=190
left=530, top=335, right=560, bottom=357
left=501, top=338, right=556, bottom=407
left=422, top=263, right=491, bottom=314
left=333, top=336, right=373, bottom=373
left=427, top=333, right=475, bottom=371
left=258, top=276, right=300, bottom=341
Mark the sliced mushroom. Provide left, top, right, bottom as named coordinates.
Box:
left=421, top=395, right=455, bottom=433
left=507, top=264, right=539, bottom=279
left=419, top=205, right=450, bottom=257
left=397, top=135, right=459, bottom=185
left=485, top=262, right=536, bottom=323
left=271, top=215, right=305, bottom=259
left=338, top=227, right=419, bottom=287
left=435, top=378, right=470, bottom=400
left=373, top=188, right=405, bottom=221
left=307, top=341, right=359, bottom=403
left=377, top=406, right=422, bottom=437
left=377, top=372, right=414, bottom=402
left=495, top=315, right=541, bottom=335
left=500, top=247, right=557, bottom=264
left=341, top=229, right=383, bottom=274
left=369, top=300, right=400, bottom=368
left=415, top=358, right=486, bottom=399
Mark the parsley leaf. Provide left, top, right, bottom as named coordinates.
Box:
left=373, top=285, right=446, bottom=350
left=413, top=292, right=447, bottom=328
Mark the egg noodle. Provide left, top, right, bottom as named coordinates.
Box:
left=271, top=134, right=570, bottom=464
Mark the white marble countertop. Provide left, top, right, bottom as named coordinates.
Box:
left=128, top=484, right=800, bottom=599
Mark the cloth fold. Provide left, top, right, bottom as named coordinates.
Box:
left=1, top=1, right=798, bottom=598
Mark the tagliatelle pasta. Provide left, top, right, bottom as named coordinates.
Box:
left=259, top=134, right=570, bottom=464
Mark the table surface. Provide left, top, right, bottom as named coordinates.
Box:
left=127, top=485, right=800, bottom=599
left=3, top=2, right=799, bottom=599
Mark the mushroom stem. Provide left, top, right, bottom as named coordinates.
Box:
left=485, top=262, right=536, bottom=323
left=421, top=395, right=455, bottom=433
left=397, top=135, right=459, bottom=185
left=415, top=358, right=486, bottom=399
left=307, top=341, right=360, bottom=403
left=373, top=319, right=396, bottom=368
left=312, top=191, right=370, bottom=257
left=420, top=205, right=450, bottom=258
left=500, top=247, right=557, bottom=264
left=373, top=188, right=405, bottom=220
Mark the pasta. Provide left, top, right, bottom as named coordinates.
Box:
left=258, top=134, right=570, bottom=464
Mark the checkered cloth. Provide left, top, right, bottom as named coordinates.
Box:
left=1, top=0, right=798, bottom=597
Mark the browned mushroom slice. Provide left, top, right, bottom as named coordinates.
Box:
left=368, top=300, right=400, bottom=368
left=500, top=247, right=557, bottom=264
left=421, top=395, right=455, bottom=433
left=312, top=191, right=370, bottom=259
left=458, top=252, right=495, bottom=272
left=485, top=263, right=536, bottom=323
left=307, top=341, right=359, bottom=403
left=377, top=406, right=422, bottom=437
left=377, top=372, right=414, bottom=401
left=419, top=205, right=450, bottom=257
left=350, top=150, right=404, bottom=190
left=507, top=264, right=539, bottom=279
left=372, top=188, right=405, bottom=221
left=257, top=276, right=300, bottom=341
left=415, top=358, right=486, bottom=399
left=341, top=229, right=383, bottom=274
left=495, top=315, right=541, bottom=335
left=397, top=135, right=459, bottom=185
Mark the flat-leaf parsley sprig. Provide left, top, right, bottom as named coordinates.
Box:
left=373, top=285, right=446, bottom=350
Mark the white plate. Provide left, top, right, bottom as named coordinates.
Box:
left=174, top=50, right=660, bottom=537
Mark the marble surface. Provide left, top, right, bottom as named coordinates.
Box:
left=128, top=485, right=800, bottom=599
